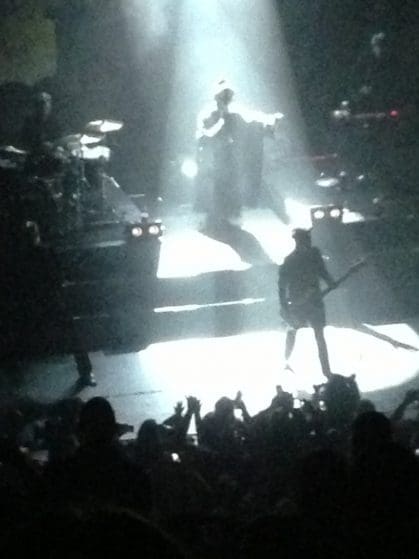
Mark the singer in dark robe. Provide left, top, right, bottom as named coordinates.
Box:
left=196, top=80, right=283, bottom=218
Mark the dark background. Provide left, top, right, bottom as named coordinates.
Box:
left=0, top=0, right=418, bottom=199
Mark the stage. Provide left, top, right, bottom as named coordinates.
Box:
left=1, top=205, right=419, bottom=429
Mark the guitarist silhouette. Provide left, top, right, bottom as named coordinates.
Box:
left=279, top=228, right=336, bottom=378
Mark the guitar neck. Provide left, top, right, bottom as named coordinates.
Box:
left=320, top=263, right=364, bottom=299
left=320, top=285, right=335, bottom=299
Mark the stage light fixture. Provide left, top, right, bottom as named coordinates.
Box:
left=148, top=224, right=161, bottom=236
left=127, top=219, right=164, bottom=240
left=312, top=208, right=326, bottom=220
left=311, top=205, right=343, bottom=224
left=329, top=207, right=342, bottom=219
left=130, top=225, right=144, bottom=238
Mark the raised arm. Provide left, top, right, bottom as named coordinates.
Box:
left=196, top=108, right=225, bottom=140
left=391, top=390, right=419, bottom=422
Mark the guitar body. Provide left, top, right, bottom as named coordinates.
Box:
left=281, top=259, right=366, bottom=329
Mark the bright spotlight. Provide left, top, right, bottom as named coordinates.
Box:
left=131, top=226, right=144, bottom=238
left=329, top=207, right=342, bottom=219
left=181, top=159, right=198, bottom=179
left=127, top=218, right=164, bottom=240
left=148, top=224, right=161, bottom=236
left=311, top=205, right=343, bottom=224
left=312, top=209, right=325, bottom=220
left=315, top=177, right=340, bottom=188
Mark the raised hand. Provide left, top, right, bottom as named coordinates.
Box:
left=186, top=396, right=201, bottom=414
left=174, top=401, right=184, bottom=416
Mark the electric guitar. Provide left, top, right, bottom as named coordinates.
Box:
left=281, top=258, right=366, bottom=325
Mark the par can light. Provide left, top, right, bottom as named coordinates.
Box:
left=148, top=224, right=161, bottom=236
left=311, top=205, right=343, bottom=224
left=131, top=226, right=144, bottom=237
left=126, top=220, right=164, bottom=240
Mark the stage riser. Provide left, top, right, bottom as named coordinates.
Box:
left=3, top=216, right=419, bottom=357
left=56, top=239, right=161, bottom=283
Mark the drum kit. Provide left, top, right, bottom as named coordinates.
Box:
left=0, top=119, right=123, bottom=238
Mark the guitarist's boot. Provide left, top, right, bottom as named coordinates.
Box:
left=283, top=328, right=297, bottom=373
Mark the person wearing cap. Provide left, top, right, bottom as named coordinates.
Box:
left=279, top=228, right=336, bottom=378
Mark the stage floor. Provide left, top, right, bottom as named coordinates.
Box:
left=3, top=322, right=419, bottom=429
left=1, top=206, right=419, bottom=430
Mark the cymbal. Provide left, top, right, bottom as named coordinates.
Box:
left=80, top=133, right=104, bottom=145
left=55, top=133, right=104, bottom=150
left=80, top=145, right=111, bottom=161
left=0, top=145, right=27, bottom=155
left=85, top=119, right=124, bottom=134
left=315, top=176, right=340, bottom=188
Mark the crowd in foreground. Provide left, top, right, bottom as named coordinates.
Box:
left=0, top=373, right=419, bottom=558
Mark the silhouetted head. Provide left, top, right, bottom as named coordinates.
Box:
left=292, top=228, right=312, bottom=250
left=78, top=397, right=117, bottom=446
left=357, top=399, right=376, bottom=416
left=214, top=79, right=234, bottom=108
left=33, top=91, right=52, bottom=118
left=321, top=374, right=360, bottom=427
left=214, top=397, right=235, bottom=418
left=271, top=387, right=294, bottom=414
left=136, top=419, right=162, bottom=453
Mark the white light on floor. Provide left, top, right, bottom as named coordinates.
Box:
left=137, top=325, right=419, bottom=416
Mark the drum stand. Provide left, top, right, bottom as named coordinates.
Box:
left=64, top=155, right=86, bottom=232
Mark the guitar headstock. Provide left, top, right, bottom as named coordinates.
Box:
left=334, top=257, right=368, bottom=289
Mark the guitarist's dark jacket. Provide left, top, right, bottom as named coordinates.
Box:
left=279, top=247, right=334, bottom=309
